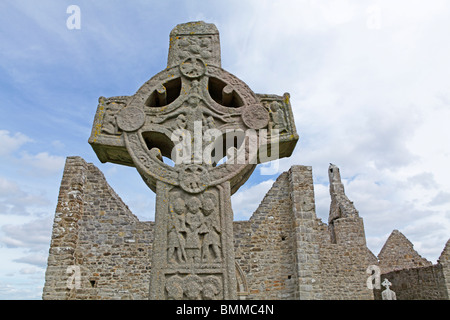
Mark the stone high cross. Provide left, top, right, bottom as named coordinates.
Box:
left=89, top=21, right=298, bottom=300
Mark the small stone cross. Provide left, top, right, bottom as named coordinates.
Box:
left=381, top=278, right=397, bottom=300
left=89, top=21, right=298, bottom=300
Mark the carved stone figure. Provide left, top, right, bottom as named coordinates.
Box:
left=167, top=197, right=187, bottom=264
left=185, top=196, right=203, bottom=264
left=201, top=193, right=221, bottom=263
left=269, top=101, right=288, bottom=133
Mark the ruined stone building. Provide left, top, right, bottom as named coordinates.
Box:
left=42, top=21, right=449, bottom=300
left=42, top=157, right=450, bottom=300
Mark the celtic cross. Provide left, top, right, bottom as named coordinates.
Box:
left=89, top=21, right=298, bottom=300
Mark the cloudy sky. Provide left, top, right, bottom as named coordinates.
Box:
left=1, top=0, right=449, bottom=299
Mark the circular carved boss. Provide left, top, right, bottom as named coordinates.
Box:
left=116, top=106, right=145, bottom=132
left=179, top=57, right=206, bottom=79
left=178, top=164, right=210, bottom=194
left=241, top=104, right=270, bottom=129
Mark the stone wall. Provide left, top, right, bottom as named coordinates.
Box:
left=43, top=157, right=85, bottom=299
left=234, top=171, right=298, bottom=299
left=378, top=229, right=432, bottom=274
left=231, top=165, right=376, bottom=300
left=374, top=264, right=448, bottom=300
left=317, top=217, right=376, bottom=300
left=288, top=165, right=375, bottom=300
left=439, top=240, right=450, bottom=297
left=288, top=166, right=323, bottom=299
left=43, top=157, right=154, bottom=300
left=374, top=239, right=450, bottom=300
left=43, top=156, right=448, bottom=300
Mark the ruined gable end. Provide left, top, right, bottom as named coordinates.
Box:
left=43, top=156, right=153, bottom=300
left=438, top=239, right=450, bottom=265
left=377, top=229, right=432, bottom=274
left=438, top=239, right=450, bottom=297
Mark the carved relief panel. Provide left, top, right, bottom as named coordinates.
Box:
left=165, top=274, right=223, bottom=300
left=166, top=188, right=222, bottom=266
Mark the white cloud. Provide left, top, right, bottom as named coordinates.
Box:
left=0, top=130, right=32, bottom=156
left=0, top=176, right=50, bottom=216
left=0, top=216, right=53, bottom=251
left=407, top=172, right=438, bottom=190
left=15, top=254, right=48, bottom=269
left=0, top=176, right=21, bottom=195
left=429, top=192, right=450, bottom=207
left=217, top=0, right=450, bottom=263
left=19, top=267, right=40, bottom=275
left=19, top=152, right=65, bottom=176
left=51, top=140, right=65, bottom=149
left=0, top=130, right=65, bottom=178
left=232, top=179, right=275, bottom=220
left=0, top=279, right=44, bottom=300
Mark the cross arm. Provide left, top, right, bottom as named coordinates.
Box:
left=256, top=92, right=299, bottom=161
left=88, top=96, right=135, bottom=167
